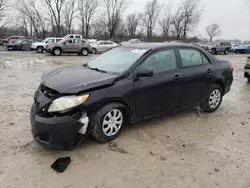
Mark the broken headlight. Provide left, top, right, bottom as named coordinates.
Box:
left=48, top=95, right=89, bottom=113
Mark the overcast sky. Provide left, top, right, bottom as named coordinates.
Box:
left=127, top=0, right=250, bottom=40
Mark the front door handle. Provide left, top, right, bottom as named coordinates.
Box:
left=173, top=75, right=181, bottom=80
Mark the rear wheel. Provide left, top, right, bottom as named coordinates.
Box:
left=3, top=42, right=7, bottom=46
left=53, top=48, right=61, bottom=56
left=81, top=48, right=89, bottom=56
left=200, top=84, right=223, bottom=113
left=37, top=46, right=44, bottom=53
left=224, top=49, right=229, bottom=55
left=91, top=103, right=126, bottom=143
left=211, top=48, right=216, bottom=55
left=248, top=78, right=250, bottom=83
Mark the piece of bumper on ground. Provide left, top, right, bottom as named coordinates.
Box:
left=30, top=107, right=89, bottom=149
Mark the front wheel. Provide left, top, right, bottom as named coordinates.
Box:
left=224, top=49, right=229, bottom=55
left=91, top=104, right=125, bottom=143
left=3, top=42, right=7, bottom=46
left=53, top=48, right=61, bottom=56
left=92, top=48, right=97, bottom=54
left=200, top=84, right=223, bottom=113
left=211, top=49, right=216, bottom=55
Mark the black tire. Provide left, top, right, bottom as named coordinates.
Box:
left=248, top=78, right=250, bottom=83
left=90, top=103, right=126, bottom=143
left=200, top=84, right=223, bottom=113
left=81, top=48, right=89, bottom=56
left=211, top=48, right=216, bottom=55
left=224, top=49, right=229, bottom=55
left=3, top=42, right=7, bottom=46
left=52, top=48, right=61, bottom=56
left=37, top=46, right=44, bottom=53
left=92, top=48, right=97, bottom=54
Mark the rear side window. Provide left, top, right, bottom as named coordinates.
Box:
left=202, top=54, right=210, bottom=64
left=179, top=49, right=203, bottom=67
left=56, top=39, right=62, bottom=42
left=75, top=35, right=81, bottom=39
left=141, top=49, right=177, bottom=73
left=75, top=39, right=83, bottom=44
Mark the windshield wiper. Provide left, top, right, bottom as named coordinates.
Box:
left=83, top=63, right=107, bottom=73
left=89, top=67, right=107, bottom=73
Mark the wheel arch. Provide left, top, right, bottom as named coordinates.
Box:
left=212, top=79, right=225, bottom=95
left=90, top=100, right=133, bottom=123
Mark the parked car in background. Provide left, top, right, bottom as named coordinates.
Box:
left=64, top=34, right=82, bottom=39
left=31, top=37, right=62, bottom=53
left=231, top=44, right=239, bottom=52
left=234, top=44, right=250, bottom=54
left=30, top=43, right=234, bottom=149
left=0, top=36, right=24, bottom=46
left=47, top=38, right=91, bottom=56
left=86, top=39, right=97, bottom=44
left=244, top=57, right=250, bottom=82
left=91, top=41, right=118, bottom=54
left=206, top=41, right=231, bottom=54
left=7, top=39, right=36, bottom=51
left=120, top=39, right=140, bottom=45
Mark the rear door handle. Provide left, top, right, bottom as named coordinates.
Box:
left=207, top=69, right=214, bottom=76
left=173, top=75, right=181, bottom=80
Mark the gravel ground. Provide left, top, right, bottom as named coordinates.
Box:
left=0, top=49, right=250, bottom=188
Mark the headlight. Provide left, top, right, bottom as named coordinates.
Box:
left=48, top=94, right=89, bottom=113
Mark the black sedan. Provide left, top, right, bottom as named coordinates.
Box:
left=30, top=43, right=234, bottom=149
left=7, top=39, right=35, bottom=51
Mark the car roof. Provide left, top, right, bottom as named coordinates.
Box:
left=122, top=42, right=197, bottom=50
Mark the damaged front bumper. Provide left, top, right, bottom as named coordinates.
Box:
left=30, top=86, right=89, bottom=149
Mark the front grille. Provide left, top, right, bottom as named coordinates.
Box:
left=40, top=84, right=60, bottom=99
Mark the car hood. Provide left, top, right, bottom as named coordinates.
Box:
left=41, top=64, right=118, bottom=94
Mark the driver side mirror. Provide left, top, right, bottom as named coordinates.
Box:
left=136, top=67, right=153, bottom=78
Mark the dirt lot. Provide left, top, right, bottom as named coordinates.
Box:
left=0, top=48, right=250, bottom=188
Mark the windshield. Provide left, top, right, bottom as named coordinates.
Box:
left=87, top=47, right=149, bottom=73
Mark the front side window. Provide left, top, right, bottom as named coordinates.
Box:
left=179, top=49, right=203, bottom=67
left=75, top=35, right=81, bottom=39
left=46, top=39, right=55, bottom=44
left=56, top=39, right=62, bottom=43
left=140, top=49, right=177, bottom=74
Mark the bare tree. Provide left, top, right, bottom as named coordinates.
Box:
left=14, top=0, right=48, bottom=37
left=43, top=0, right=67, bottom=37
left=170, top=9, right=184, bottom=40
left=159, top=2, right=172, bottom=38
left=78, top=0, right=99, bottom=38
left=126, top=13, right=141, bottom=37
left=92, top=14, right=109, bottom=39
left=0, top=0, right=10, bottom=31
left=103, top=0, right=128, bottom=38
left=64, top=0, right=78, bottom=34
left=206, top=23, right=221, bottom=42
left=142, top=0, right=161, bottom=39
left=180, top=0, right=202, bottom=40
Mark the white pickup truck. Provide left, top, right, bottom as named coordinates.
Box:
left=31, top=37, right=62, bottom=53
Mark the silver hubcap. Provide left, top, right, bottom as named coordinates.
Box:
left=82, top=50, right=88, bottom=55
left=102, top=109, right=123, bottom=137
left=209, top=89, right=221, bottom=109
left=55, top=49, right=60, bottom=55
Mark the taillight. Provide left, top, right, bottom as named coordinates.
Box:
left=230, top=65, right=234, bottom=72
